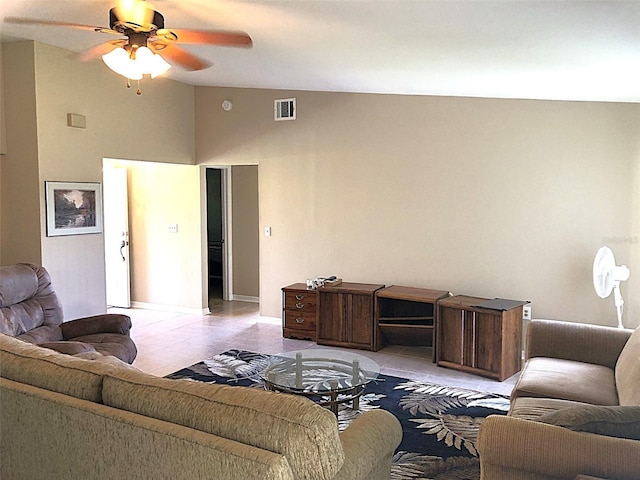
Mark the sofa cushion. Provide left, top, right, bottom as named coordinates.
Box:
left=512, top=357, right=618, bottom=405
left=1, top=377, right=296, bottom=480
left=38, top=340, right=96, bottom=356
left=102, top=369, right=345, bottom=480
left=537, top=406, right=640, bottom=441
left=69, top=332, right=138, bottom=364
left=509, top=396, right=594, bottom=421
left=0, top=333, right=124, bottom=403
left=615, top=327, right=640, bottom=406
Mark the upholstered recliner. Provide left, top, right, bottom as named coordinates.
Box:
left=0, top=263, right=137, bottom=363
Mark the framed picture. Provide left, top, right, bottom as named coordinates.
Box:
left=45, top=181, right=103, bottom=237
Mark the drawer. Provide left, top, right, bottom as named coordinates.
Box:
left=284, top=311, right=317, bottom=332
left=283, top=290, right=317, bottom=312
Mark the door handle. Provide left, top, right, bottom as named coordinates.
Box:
left=119, top=240, right=127, bottom=261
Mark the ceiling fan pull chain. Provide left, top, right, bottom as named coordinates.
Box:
left=126, top=78, right=131, bottom=89
left=136, top=79, right=142, bottom=95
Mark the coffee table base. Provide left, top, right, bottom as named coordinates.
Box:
left=264, top=380, right=367, bottom=416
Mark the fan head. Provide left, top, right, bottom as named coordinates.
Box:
left=593, top=246, right=630, bottom=298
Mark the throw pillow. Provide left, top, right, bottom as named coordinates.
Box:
left=538, top=405, right=640, bottom=440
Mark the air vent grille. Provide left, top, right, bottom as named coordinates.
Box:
left=274, top=98, right=296, bottom=121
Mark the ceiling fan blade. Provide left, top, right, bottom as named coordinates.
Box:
left=157, top=28, right=252, bottom=48
left=4, top=17, right=119, bottom=35
left=77, top=40, right=128, bottom=62
left=149, top=42, right=211, bottom=71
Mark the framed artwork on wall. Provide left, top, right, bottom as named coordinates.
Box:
left=45, top=181, right=103, bottom=237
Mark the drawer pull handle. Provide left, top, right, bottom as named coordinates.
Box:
left=295, top=317, right=305, bottom=324
left=295, top=294, right=304, bottom=300
left=296, top=302, right=304, bottom=309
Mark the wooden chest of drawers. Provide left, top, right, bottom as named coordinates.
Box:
left=282, top=283, right=317, bottom=341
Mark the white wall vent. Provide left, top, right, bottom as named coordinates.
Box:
left=274, top=98, right=296, bottom=121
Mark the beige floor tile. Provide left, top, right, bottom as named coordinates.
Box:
left=120, top=301, right=518, bottom=396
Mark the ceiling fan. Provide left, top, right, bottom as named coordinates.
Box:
left=6, top=0, right=252, bottom=92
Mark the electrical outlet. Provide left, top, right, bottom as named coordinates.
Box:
left=523, top=306, right=532, bottom=321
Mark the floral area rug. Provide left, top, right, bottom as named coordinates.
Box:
left=166, top=349, right=510, bottom=480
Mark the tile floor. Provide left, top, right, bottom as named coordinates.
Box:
left=111, top=299, right=518, bottom=396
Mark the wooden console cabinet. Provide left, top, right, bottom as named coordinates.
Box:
left=317, top=282, right=384, bottom=351
left=375, top=286, right=450, bottom=358
left=282, top=283, right=317, bottom=341
left=437, top=295, right=523, bottom=381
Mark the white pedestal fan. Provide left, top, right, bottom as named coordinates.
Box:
left=593, top=246, right=631, bottom=329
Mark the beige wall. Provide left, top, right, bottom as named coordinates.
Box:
left=1, top=41, right=199, bottom=319
left=3, top=40, right=638, bottom=328
left=0, top=42, right=42, bottom=265
left=1, top=44, right=6, bottom=156
left=231, top=165, right=259, bottom=298
left=631, top=146, right=640, bottom=327
left=196, top=87, right=640, bottom=328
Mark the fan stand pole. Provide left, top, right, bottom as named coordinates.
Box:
left=613, top=282, right=625, bottom=329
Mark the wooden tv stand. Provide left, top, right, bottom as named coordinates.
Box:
left=374, top=285, right=450, bottom=359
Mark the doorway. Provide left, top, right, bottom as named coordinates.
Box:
left=205, top=165, right=260, bottom=307
left=206, top=168, right=225, bottom=303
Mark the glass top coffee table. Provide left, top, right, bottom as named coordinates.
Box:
left=260, top=349, right=380, bottom=415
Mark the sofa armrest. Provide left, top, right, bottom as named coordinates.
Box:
left=526, top=319, right=632, bottom=368
left=478, top=415, right=640, bottom=480
left=60, top=314, right=132, bottom=340
left=334, top=409, right=402, bottom=480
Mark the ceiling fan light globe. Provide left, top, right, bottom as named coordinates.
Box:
left=130, top=46, right=171, bottom=78
left=148, top=53, right=171, bottom=78
left=102, top=47, right=142, bottom=80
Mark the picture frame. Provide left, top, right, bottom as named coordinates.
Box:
left=45, top=181, right=103, bottom=237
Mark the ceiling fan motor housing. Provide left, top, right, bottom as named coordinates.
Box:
left=109, top=7, right=164, bottom=34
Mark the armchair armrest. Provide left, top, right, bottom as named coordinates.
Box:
left=60, top=314, right=132, bottom=340
left=334, top=409, right=402, bottom=480
left=526, top=319, right=632, bottom=368
left=478, top=415, right=640, bottom=480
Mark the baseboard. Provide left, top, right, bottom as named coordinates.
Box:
left=258, top=316, right=281, bottom=325
left=130, top=301, right=210, bottom=316
left=230, top=294, right=259, bottom=303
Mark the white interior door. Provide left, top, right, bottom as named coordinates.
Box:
left=103, top=165, right=131, bottom=308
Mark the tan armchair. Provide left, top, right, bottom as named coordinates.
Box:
left=478, top=319, right=640, bottom=480
left=0, top=263, right=137, bottom=363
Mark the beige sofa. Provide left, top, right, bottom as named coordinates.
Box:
left=0, top=334, right=402, bottom=480
left=478, top=319, right=640, bottom=480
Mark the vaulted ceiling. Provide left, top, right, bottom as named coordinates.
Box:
left=2, top=0, right=639, bottom=102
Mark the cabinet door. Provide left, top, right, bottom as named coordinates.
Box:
left=349, top=294, right=374, bottom=347
left=317, top=291, right=346, bottom=343
left=439, top=307, right=464, bottom=364
left=474, top=312, right=502, bottom=373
